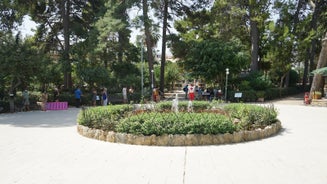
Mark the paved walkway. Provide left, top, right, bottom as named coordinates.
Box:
left=0, top=97, right=327, bottom=184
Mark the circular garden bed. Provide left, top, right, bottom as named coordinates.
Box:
left=77, top=101, right=282, bottom=146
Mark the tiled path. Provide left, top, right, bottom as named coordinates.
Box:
left=0, top=97, right=327, bottom=184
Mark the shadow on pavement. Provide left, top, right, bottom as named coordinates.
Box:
left=0, top=108, right=80, bottom=128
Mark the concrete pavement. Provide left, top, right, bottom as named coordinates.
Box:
left=0, top=98, right=327, bottom=184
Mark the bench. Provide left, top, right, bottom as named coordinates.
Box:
left=46, top=102, right=68, bottom=110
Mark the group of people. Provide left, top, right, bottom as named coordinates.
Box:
left=22, top=89, right=49, bottom=111
left=90, top=87, right=109, bottom=107
left=89, top=86, right=134, bottom=107
left=19, top=85, right=133, bottom=111
left=183, top=84, right=196, bottom=101
left=183, top=84, right=223, bottom=101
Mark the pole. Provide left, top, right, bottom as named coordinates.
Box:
left=151, top=69, right=154, bottom=101
left=141, top=41, right=144, bottom=97
left=225, top=68, right=229, bottom=102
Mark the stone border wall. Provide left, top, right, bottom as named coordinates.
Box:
left=77, top=121, right=282, bottom=146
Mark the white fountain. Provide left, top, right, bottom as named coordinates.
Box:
left=171, top=94, right=179, bottom=113
left=187, top=100, right=193, bottom=112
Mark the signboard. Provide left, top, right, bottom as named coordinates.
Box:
left=234, top=92, right=242, bottom=98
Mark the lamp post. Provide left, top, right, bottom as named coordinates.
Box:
left=151, top=69, right=154, bottom=101
left=225, top=68, right=229, bottom=102
left=140, top=40, right=144, bottom=97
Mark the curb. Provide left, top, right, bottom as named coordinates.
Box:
left=77, top=121, right=282, bottom=146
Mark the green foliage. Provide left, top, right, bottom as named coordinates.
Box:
left=289, top=70, right=300, bottom=87
left=77, top=105, right=132, bottom=130
left=117, top=113, right=235, bottom=136
left=228, top=87, right=302, bottom=102
left=0, top=34, right=50, bottom=93
left=264, top=87, right=300, bottom=100
left=165, top=62, right=182, bottom=91
left=240, top=72, right=272, bottom=91
left=77, top=102, right=279, bottom=135
left=182, top=39, right=249, bottom=82
left=156, top=101, right=210, bottom=112
left=75, top=64, right=111, bottom=88
left=224, top=103, right=278, bottom=130
left=228, top=90, right=257, bottom=102
left=0, top=91, right=41, bottom=112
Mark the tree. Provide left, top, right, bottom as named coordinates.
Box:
left=142, top=0, right=156, bottom=90
left=165, top=61, right=182, bottom=91
left=302, top=0, right=327, bottom=87
left=209, top=0, right=270, bottom=72
left=152, top=0, right=213, bottom=94
left=310, top=34, right=327, bottom=95
left=247, top=0, right=271, bottom=72
left=170, top=9, right=214, bottom=58
left=0, top=33, right=46, bottom=112
left=29, top=0, right=106, bottom=90
left=0, top=0, right=28, bottom=33
left=264, top=2, right=297, bottom=87
left=95, top=0, right=132, bottom=65
left=182, top=39, right=249, bottom=83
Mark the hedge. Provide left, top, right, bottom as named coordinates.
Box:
left=77, top=101, right=278, bottom=135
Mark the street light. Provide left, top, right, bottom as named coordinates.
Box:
left=140, top=40, right=144, bottom=97
left=151, top=69, right=154, bottom=101
left=225, top=68, right=229, bottom=102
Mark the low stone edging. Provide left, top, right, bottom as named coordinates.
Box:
left=77, top=121, right=282, bottom=146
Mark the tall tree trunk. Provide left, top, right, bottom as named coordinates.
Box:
left=302, top=50, right=310, bottom=86
left=142, top=0, right=155, bottom=89
left=310, top=33, right=327, bottom=95
left=9, top=77, right=21, bottom=113
left=160, top=0, right=168, bottom=96
left=62, top=0, right=72, bottom=89
left=249, top=11, right=259, bottom=72
left=284, top=0, right=305, bottom=88
left=118, top=32, right=124, bottom=63
left=117, top=0, right=128, bottom=63
left=302, top=0, right=321, bottom=87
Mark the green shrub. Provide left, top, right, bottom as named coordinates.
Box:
left=77, top=104, right=132, bottom=130
left=224, top=103, right=278, bottom=130
left=156, top=101, right=211, bottom=112
left=77, top=102, right=279, bottom=135
left=116, top=112, right=235, bottom=136
left=228, top=90, right=257, bottom=102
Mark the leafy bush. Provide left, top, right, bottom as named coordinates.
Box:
left=156, top=101, right=211, bottom=112
left=77, top=105, right=132, bottom=130
left=264, top=87, right=301, bottom=100
left=228, top=90, right=257, bottom=102
left=116, top=112, right=235, bottom=136
left=0, top=91, right=43, bottom=112
left=224, top=103, right=278, bottom=130
left=77, top=102, right=279, bottom=135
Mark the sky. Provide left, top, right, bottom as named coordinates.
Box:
left=18, top=16, right=38, bottom=37
left=19, top=13, right=173, bottom=57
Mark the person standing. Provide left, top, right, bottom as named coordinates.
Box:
left=92, top=88, right=97, bottom=106
left=128, top=86, right=134, bottom=102
left=102, top=88, right=108, bottom=106
left=74, top=86, right=82, bottom=108
left=22, top=89, right=30, bottom=111
left=188, top=84, right=195, bottom=101
left=122, top=87, right=127, bottom=103
left=153, top=87, right=160, bottom=102
left=41, top=91, right=48, bottom=111
left=53, top=87, right=59, bottom=102
left=183, top=84, right=189, bottom=99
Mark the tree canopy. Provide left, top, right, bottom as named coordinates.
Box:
left=1, top=0, right=327, bottom=103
